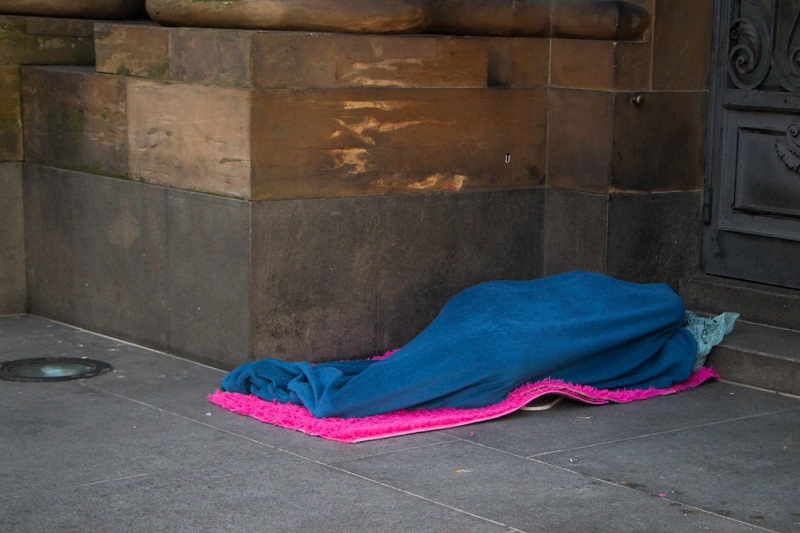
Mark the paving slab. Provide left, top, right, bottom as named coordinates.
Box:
left=334, top=439, right=764, bottom=532
left=0, top=316, right=462, bottom=464
left=2, top=424, right=504, bottom=533
left=441, top=380, right=799, bottom=457
left=538, top=408, right=800, bottom=533
left=1, top=315, right=797, bottom=533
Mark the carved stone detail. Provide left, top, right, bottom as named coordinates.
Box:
left=776, top=123, right=800, bottom=171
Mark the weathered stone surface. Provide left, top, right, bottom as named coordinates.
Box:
left=24, top=165, right=170, bottom=348
left=250, top=32, right=487, bottom=89
left=1, top=16, right=97, bottom=163
left=23, top=66, right=128, bottom=176
left=441, top=0, right=650, bottom=38
left=0, top=0, right=144, bottom=19
left=550, top=39, right=651, bottom=90
left=548, top=89, right=706, bottom=193
left=24, top=164, right=254, bottom=365
left=29, top=61, right=545, bottom=199
left=543, top=188, right=609, bottom=276
left=250, top=88, right=547, bottom=199
left=166, top=189, right=252, bottom=369
left=652, top=0, right=713, bottom=90
left=606, top=191, right=702, bottom=289
left=125, top=77, right=546, bottom=199
left=95, top=23, right=489, bottom=89
left=547, top=88, right=615, bottom=192
left=0, top=16, right=26, bottom=66
left=127, top=79, right=252, bottom=197
left=486, top=38, right=549, bottom=87
left=376, top=189, right=544, bottom=350
left=543, top=189, right=703, bottom=289
left=0, top=15, right=95, bottom=66
left=0, top=162, right=25, bottom=314
left=550, top=0, right=650, bottom=40
left=95, top=22, right=169, bottom=79
left=431, top=0, right=649, bottom=38
left=611, top=90, right=706, bottom=191
left=250, top=189, right=545, bottom=362
left=147, top=0, right=431, bottom=34
left=0, top=66, right=21, bottom=161
left=251, top=197, right=380, bottom=360
left=147, top=0, right=650, bottom=40
left=427, top=0, right=550, bottom=36
left=23, top=164, right=547, bottom=367
left=171, top=27, right=253, bottom=87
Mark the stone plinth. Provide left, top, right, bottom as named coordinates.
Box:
left=25, top=24, right=547, bottom=200
left=24, top=164, right=543, bottom=367
left=21, top=23, right=548, bottom=364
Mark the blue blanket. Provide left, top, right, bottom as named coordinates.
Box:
left=222, top=271, right=699, bottom=418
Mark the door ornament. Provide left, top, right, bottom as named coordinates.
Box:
left=728, top=0, right=800, bottom=92
left=776, top=123, right=800, bottom=171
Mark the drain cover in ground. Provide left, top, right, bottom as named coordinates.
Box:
left=0, top=357, right=112, bottom=382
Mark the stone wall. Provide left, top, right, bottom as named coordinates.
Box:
left=10, top=1, right=717, bottom=366
left=21, top=24, right=546, bottom=366
left=543, top=0, right=714, bottom=288
left=0, top=15, right=96, bottom=314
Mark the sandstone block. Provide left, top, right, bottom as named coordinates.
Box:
left=0, top=66, right=21, bottom=161
left=428, top=0, right=551, bottom=36
left=551, top=39, right=651, bottom=90
left=0, top=0, right=144, bottom=19
left=126, top=80, right=546, bottom=199
left=95, top=22, right=169, bottom=79
left=146, top=0, right=650, bottom=40
left=95, top=23, right=489, bottom=89
left=251, top=32, right=487, bottom=88
left=127, top=79, right=252, bottom=197
left=146, top=0, right=430, bottom=34
left=250, top=87, right=547, bottom=199
left=23, top=66, right=128, bottom=176
left=486, top=37, right=549, bottom=87
left=171, top=27, right=253, bottom=87
left=0, top=15, right=95, bottom=66
left=547, top=88, right=615, bottom=192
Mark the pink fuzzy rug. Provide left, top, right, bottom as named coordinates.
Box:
left=208, top=367, right=719, bottom=443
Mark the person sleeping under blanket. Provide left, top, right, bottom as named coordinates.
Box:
left=221, top=271, right=737, bottom=419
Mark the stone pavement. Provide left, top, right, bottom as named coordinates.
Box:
left=1, top=315, right=798, bottom=532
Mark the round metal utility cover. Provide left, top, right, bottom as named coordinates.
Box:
left=0, top=357, right=112, bottom=382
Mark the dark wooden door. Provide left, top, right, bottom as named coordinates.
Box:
left=705, top=0, right=800, bottom=288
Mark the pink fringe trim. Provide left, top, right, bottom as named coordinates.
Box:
left=207, top=367, right=720, bottom=443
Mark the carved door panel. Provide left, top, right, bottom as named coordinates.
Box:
left=705, top=0, right=800, bottom=288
